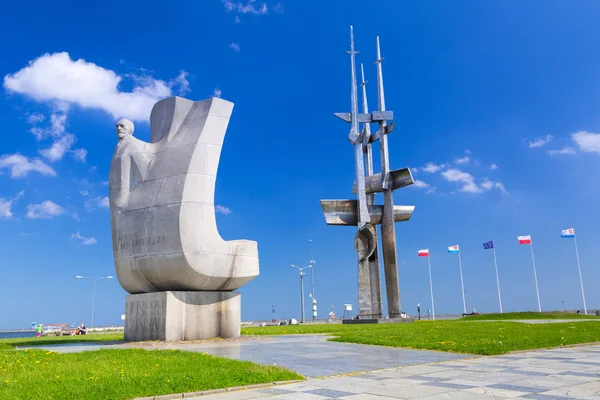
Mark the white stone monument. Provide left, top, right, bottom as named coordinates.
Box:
left=109, top=96, right=259, bottom=341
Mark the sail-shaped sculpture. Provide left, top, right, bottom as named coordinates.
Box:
left=109, top=96, right=259, bottom=341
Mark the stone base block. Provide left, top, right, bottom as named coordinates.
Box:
left=342, top=317, right=414, bottom=325
left=125, top=291, right=240, bottom=342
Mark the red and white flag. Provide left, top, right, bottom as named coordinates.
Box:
left=518, top=235, right=531, bottom=245
left=418, top=249, right=430, bottom=257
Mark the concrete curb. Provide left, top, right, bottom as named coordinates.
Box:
left=133, top=379, right=305, bottom=399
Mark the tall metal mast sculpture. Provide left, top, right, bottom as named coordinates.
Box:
left=320, top=27, right=415, bottom=320
left=360, top=63, right=382, bottom=318
left=375, top=36, right=402, bottom=318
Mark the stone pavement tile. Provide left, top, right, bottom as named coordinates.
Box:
left=290, top=383, right=340, bottom=392
left=390, top=365, right=455, bottom=375
left=504, top=368, right=548, bottom=376
left=458, top=358, right=510, bottom=365
left=521, top=394, right=574, bottom=399
left=266, top=393, right=333, bottom=399
left=509, top=375, right=584, bottom=390
left=417, top=370, right=469, bottom=380
left=343, top=394, right=402, bottom=400
left=487, top=383, right=546, bottom=394
left=458, top=365, right=511, bottom=372
left=540, top=380, right=600, bottom=398
left=405, top=375, right=445, bottom=382
left=258, top=388, right=298, bottom=395
left=360, top=383, right=454, bottom=399
left=558, top=370, right=600, bottom=379
left=563, top=360, right=599, bottom=366
left=446, top=371, right=526, bottom=385
left=464, top=386, right=530, bottom=398
left=424, top=382, right=475, bottom=390
left=352, top=375, right=394, bottom=381
left=304, top=389, right=357, bottom=398
left=417, top=390, right=507, bottom=400
left=188, top=390, right=268, bottom=400
left=307, top=377, right=381, bottom=393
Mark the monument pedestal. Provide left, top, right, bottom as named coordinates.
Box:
left=124, top=291, right=240, bottom=342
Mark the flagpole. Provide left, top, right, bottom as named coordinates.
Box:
left=492, top=244, right=503, bottom=313
left=573, top=234, right=587, bottom=315
left=428, top=253, right=435, bottom=320
left=530, top=239, right=542, bottom=312
left=458, top=250, right=466, bottom=315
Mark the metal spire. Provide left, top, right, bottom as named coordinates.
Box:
left=348, top=26, right=369, bottom=228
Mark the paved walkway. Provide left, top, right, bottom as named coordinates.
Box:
left=25, top=335, right=467, bottom=377
left=25, top=336, right=600, bottom=398
left=188, top=344, right=600, bottom=399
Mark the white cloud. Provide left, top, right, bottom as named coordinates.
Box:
left=26, top=200, right=65, bottom=219
left=71, top=148, right=88, bottom=162
left=482, top=178, right=508, bottom=194
left=99, top=197, right=109, bottom=208
left=85, top=196, right=109, bottom=211
left=490, top=163, right=498, bottom=170
left=213, top=88, right=222, bottom=98
left=548, top=147, right=576, bottom=156
left=29, top=113, right=67, bottom=141
left=572, top=131, right=600, bottom=154
left=79, top=190, right=89, bottom=196
left=422, top=162, right=446, bottom=173
left=454, top=156, right=470, bottom=165
left=426, top=187, right=437, bottom=194
left=229, top=42, right=241, bottom=52
left=222, top=0, right=268, bottom=14
left=442, top=169, right=481, bottom=193
left=528, top=134, right=553, bottom=148
left=0, top=154, right=56, bottom=178
left=27, top=113, right=45, bottom=124
left=273, top=2, right=283, bottom=13
left=413, top=180, right=429, bottom=188
left=494, top=182, right=508, bottom=194
left=481, top=179, right=494, bottom=190
left=0, top=191, right=24, bottom=219
left=215, top=205, right=232, bottom=215
left=71, top=231, right=97, bottom=245
left=235, top=15, right=241, bottom=23
left=4, top=52, right=189, bottom=122
left=40, top=133, right=76, bottom=162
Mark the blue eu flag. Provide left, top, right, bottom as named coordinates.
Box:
left=483, top=241, right=494, bottom=249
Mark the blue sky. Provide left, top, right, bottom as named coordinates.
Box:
left=1, top=1, right=600, bottom=329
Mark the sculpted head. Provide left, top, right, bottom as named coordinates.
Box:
left=116, top=118, right=134, bottom=140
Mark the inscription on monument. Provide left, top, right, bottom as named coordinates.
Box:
left=118, top=233, right=167, bottom=251
left=126, top=299, right=166, bottom=336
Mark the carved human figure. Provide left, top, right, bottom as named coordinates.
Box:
left=109, top=97, right=259, bottom=295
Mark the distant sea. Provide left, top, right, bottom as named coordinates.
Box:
left=0, top=331, right=37, bottom=339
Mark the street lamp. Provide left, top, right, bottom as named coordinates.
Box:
left=76, top=275, right=113, bottom=328
left=417, top=303, right=421, bottom=321
left=308, top=239, right=316, bottom=322
left=290, top=264, right=312, bottom=324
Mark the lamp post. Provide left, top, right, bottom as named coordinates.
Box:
left=309, top=239, right=316, bottom=322
left=417, top=303, right=421, bottom=321
left=76, top=275, right=113, bottom=328
left=290, top=264, right=312, bottom=323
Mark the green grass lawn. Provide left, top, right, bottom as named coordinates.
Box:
left=242, top=320, right=600, bottom=355
left=0, top=347, right=301, bottom=400
left=462, top=311, right=600, bottom=320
